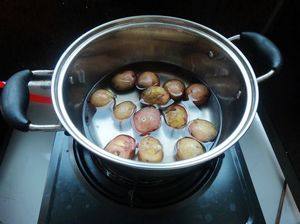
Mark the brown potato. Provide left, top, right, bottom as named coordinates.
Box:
left=113, top=101, right=136, bottom=121
left=164, top=104, right=188, bottom=129
left=136, top=71, right=160, bottom=89
left=104, top=135, right=136, bottom=159
left=176, top=137, right=205, bottom=160
left=138, top=136, right=163, bottom=163
left=185, top=83, right=210, bottom=105
left=188, top=119, right=217, bottom=142
left=163, top=79, right=185, bottom=100
left=90, top=89, right=115, bottom=107
left=132, top=107, right=161, bottom=135
left=111, top=70, right=136, bottom=91
left=141, top=86, right=170, bottom=105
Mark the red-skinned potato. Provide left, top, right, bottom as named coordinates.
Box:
left=136, top=71, right=160, bottom=89
left=111, top=70, right=136, bottom=91
left=176, top=137, right=205, bottom=160
left=188, top=119, right=217, bottom=142
left=104, top=135, right=136, bottom=159
left=164, top=104, right=188, bottom=129
left=185, top=83, right=210, bottom=105
left=138, top=136, right=163, bottom=163
left=163, top=79, right=185, bottom=100
left=113, top=101, right=136, bottom=121
left=90, top=89, right=115, bottom=107
left=132, top=107, right=161, bottom=135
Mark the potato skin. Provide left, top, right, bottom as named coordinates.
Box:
left=176, top=137, right=205, bottom=160
left=90, top=89, right=114, bottom=107
left=132, top=107, right=161, bottom=135
left=104, top=135, right=136, bottom=159
left=188, top=119, right=217, bottom=142
left=113, top=101, right=136, bottom=121
left=185, top=83, right=210, bottom=105
left=163, top=79, right=185, bottom=100
left=138, top=136, right=163, bottom=163
left=111, top=70, right=136, bottom=91
left=136, top=71, right=160, bottom=89
left=164, top=104, right=188, bottom=129
left=141, top=86, right=170, bottom=105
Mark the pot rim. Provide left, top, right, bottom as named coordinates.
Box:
left=51, top=15, right=258, bottom=170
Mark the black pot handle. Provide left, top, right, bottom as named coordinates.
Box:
left=1, top=69, right=62, bottom=132
left=229, top=32, right=283, bottom=83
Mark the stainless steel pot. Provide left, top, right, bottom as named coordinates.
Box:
left=1, top=16, right=282, bottom=179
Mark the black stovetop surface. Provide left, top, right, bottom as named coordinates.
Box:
left=38, top=132, right=265, bottom=224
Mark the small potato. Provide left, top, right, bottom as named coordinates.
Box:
left=90, top=89, right=115, bottom=107
left=164, top=104, right=188, bottom=129
left=113, top=101, right=136, bottom=121
left=176, top=137, right=205, bottom=160
left=133, top=107, right=161, bottom=135
left=136, top=71, right=160, bottom=89
left=141, top=86, right=170, bottom=105
left=188, top=119, right=217, bottom=142
left=104, top=135, right=136, bottom=159
left=138, top=136, right=163, bottom=163
left=163, top=79, right=185, bottom=100
left=185, top=83, right=210, bottom=105
left=111, top=70, right=136, bottom=91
